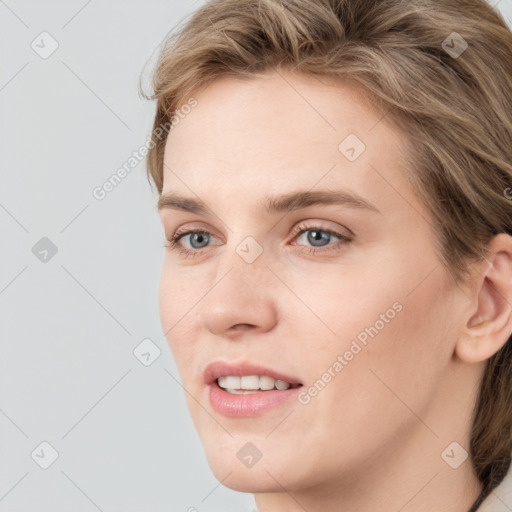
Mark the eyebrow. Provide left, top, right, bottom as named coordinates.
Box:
left=157, top=189, right=381, bottom=215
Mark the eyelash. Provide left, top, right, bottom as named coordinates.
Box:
left=164, top=223, right=352, bottom=259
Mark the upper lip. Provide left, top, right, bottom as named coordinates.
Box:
left=203, top=360, right=303, bottom=386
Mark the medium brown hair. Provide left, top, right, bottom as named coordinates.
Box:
left=141, top=0, right=512, bottom=502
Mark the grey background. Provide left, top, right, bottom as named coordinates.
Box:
left=1, top=1, right=511, bottom=511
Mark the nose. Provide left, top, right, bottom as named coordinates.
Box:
left=196, top=252, right=279, bottom=339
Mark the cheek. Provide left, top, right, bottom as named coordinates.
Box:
left=158, top=263, right=196, bottom=360
left=277, top=278, right=456, bottom=480
left=158, top=264, right=176, bottom=335
left=278, top=263, right=406, bottom=365
left=291, top=254, right=456, bottom=411
left=303, top=267, right=456, bottom=427
left=158, top=258, right=199, bottom=328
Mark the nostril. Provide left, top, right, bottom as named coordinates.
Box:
left=232, top=324, right=256, bottom=331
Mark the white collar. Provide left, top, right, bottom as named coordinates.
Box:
left=478, top=465, right=512, bottom=511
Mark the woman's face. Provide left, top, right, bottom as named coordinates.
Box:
left=158, top=70, right=471, bottom=494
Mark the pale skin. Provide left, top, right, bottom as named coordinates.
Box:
left=157, top=68, right=512, bottom=512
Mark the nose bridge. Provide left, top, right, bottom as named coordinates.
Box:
left=212, top=234, right=273, bottom=303
left=215, top=228, right=272, bottom=283
left=196, top=234, right=278, bottom=335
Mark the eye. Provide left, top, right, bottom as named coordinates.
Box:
left=291, top=222, right=352, bottom=255
left=165, top=229, right=219, bottom=258
left=164, top=222, right=352, bottom=258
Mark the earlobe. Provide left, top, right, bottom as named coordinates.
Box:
left=455, top=234, right=512, bottom=364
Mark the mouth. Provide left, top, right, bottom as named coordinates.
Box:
left=204, top=361, right=304, bottom=417
left=216, top=375, right=302, bottom=394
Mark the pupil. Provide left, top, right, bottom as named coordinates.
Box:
left=191, top=233, right=208, bottom=248
left=308, top=230, right=329, bottom=247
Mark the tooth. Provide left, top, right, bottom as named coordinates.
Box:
left=218, top=375, right=294, bottom=392
left=275, top=379, right=290, bottom=390
left=219, top=376, right=241, bottom=389
left=259, top=376, right=275, bottom=390
left=241, top=375, right=260, bottom=389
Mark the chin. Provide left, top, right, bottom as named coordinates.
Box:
left=200, top=436, right=316, bottom=495
left=207, top=458, right=285, bottom=493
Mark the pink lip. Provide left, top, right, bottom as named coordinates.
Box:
left=204, top=360, right=303, bottom=417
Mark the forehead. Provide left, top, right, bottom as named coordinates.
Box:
left=166, top=70, right=388, bottom=156
left=161, top=70, right=420, bottom=220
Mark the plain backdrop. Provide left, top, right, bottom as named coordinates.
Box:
left=1, top=1, right=511, bottom=511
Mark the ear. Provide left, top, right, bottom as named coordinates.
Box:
left=456, top=233, right=512, bottom=363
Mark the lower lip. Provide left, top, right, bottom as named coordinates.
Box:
left=208, top=382, right=302, bottom=417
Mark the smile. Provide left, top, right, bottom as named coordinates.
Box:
left=204, top=361, right=304, bottom=417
